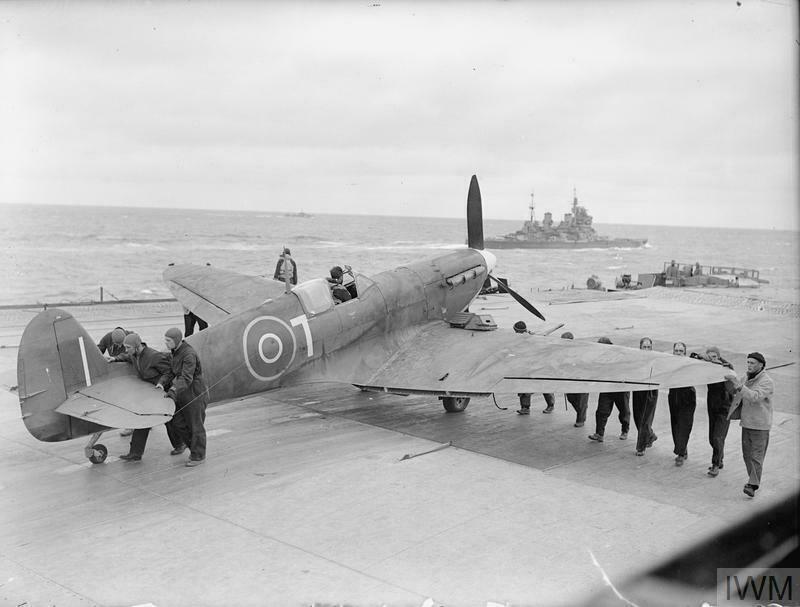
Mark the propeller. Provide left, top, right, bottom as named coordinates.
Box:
left=487, top=275, right=546, bottom=321
left=467, top=174, right=546, bottom=322
left=467, top=175, right=484, bottom=250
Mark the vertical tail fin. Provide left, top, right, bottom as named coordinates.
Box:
left=17, top=309, right=109, bottom=441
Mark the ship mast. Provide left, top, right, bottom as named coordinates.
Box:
left=529, top=191, right=536, bottom=223
left=572, top=187, right=578, bottom=215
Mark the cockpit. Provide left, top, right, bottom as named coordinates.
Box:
left=292, top=272, right=374, bottom=318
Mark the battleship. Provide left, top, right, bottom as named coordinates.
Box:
left=485, top=189, right=648, bottom=249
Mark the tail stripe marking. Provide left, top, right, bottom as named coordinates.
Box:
left=77, top=336, right=92, bottom=387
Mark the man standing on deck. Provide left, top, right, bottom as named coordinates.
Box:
left=726, top=352, right=774, bottom=498
left=690, top=346, right=736, bottom=477
left=513, top=321, right=555, bottom=415
left=273, top=247, right=298, bottom=285
left=158, top=327, right=208, bottom=467
left=560, top=332, right=589, bottom=427
left=111, top=333, right=186, bottom=461
left=668, top=342, right=696, bottom=467
left=632, top=337, right=659, bottom=456
left=588, top=337, right=631, bottom=442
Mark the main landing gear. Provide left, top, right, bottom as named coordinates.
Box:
left=84, top=431, right=108, bottom=464
left=440, top=396, right=470, bottom=413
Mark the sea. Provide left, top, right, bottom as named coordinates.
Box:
left=1, top=203, right=798, bottom=309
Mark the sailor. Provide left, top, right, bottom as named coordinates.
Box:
left=690, top=346, right=735, bottom=477
left=588, top=337, right=631, bottom=442
left=96, top=326, right=131, bottom=358
left=112, top=333, right=186, bottom=461
left=725, top=352, right=774, bottom=497
left=513, top=320, right=555, bottom=415
left=668, top=342, right=696, bottom=467
left=183, top=305, right=208, bottom=337
left=514, top=321, right=533, bottom=414
left=328, top=266, right=352, bottom=303
left=97, top=326, right=135, bottom=436
left=157, top=327, right=208, bottom=467
left=273, top=247, right=298, bottom=285
left=560, top=332, right=589, bottom=427
left=631, top=337, right=658, bottom=456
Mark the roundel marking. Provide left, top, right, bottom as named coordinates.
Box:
left=242, top=316, right=297, bottom=381
left=258, top=333, right=283, bottom=364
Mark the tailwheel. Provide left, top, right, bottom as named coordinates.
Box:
left=84, top=431, right=108, bottom=464
left=89, top=444, right=108, bottom=464
left=440, top=396, right=470, bottom=413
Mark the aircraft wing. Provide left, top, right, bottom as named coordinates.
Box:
left=349, top=323, right=733, bottom=396
left=163, top=264, right=288, bottom=323
left=55, top=374, right=174, bottom=429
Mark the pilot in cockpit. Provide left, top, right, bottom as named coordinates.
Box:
left=328, top=265, right=357, bottom=303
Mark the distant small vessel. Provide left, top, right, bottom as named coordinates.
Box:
left=485, top=190, right=647, bottom=249
left=285, top=211, right=313, bottom=218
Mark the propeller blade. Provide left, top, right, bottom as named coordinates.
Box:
left=467, top=175, right=484, bottom=250
left=488, top=274, right=546, bottom=321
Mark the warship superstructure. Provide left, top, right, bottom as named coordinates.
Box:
left=485, top=190, right=647, bottom=249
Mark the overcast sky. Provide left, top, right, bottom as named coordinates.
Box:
left=1, top=0, right=797, bottom=229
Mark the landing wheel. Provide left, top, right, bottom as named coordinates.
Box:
left=88, top=444, right=108, bottom=464
left=441, top=396, right=470, bottom=413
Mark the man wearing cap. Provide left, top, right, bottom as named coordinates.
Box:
left=97, top=326, right=134, bottom=435
left=97, top=326, right=132, bottom=358
left=158, top=328, right=209, bottom=467
left=110, top=333, right=186, bottom=461
left=273, top=248, right=298, bottom=285
left=588, top=337, right=631, bottom=442
left=726, top=352, right=774, bottom=497
left=561, top=332, right=589, bottom=427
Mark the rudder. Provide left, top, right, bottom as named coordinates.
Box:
left=17, top=308, right=109, bottom=441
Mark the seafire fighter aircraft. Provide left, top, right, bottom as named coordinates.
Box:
left=16, top=176, right=731, bottom=463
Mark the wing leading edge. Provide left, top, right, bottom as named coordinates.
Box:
left=163, top=264, right=288, bottom=324
left=347, top=323, right=732, bottom=396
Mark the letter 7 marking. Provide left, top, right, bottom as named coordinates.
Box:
left=290, top=315, right=313, bottom=357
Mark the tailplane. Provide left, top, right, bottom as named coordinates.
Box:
left=17, top=309, right=111, bottom=441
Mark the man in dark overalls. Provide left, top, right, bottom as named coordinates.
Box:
left=113, top=333, right=186, bottom=461
left=158, top=327, right=208, bottom=467
left=588, top=337, right=631, bottom=442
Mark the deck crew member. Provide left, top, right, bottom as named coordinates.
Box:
left=183, top=306, right=208, bottom=337
left=512, top=321, right=555, bottom=415
left=588, top=337, right=631, bottom=442
left=726, top=352, right=774, bottom=497
left=560, top=332, right=589, bottom=427
left=97, top=326, right=134, bottom=435
left=158, top=327, right=208, bottom=467
left=632, top=337, right=658, bottom=456
left=668, top=341, right=696, bottom=466
left=691, top=346, right=735, bottom=477
left=273, top=247, right=298, bottom=285
left=112, top=333, right=186, bottom=461
left=97, top=326, right=131, bottom=358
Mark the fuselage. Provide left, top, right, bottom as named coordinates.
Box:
left=186, top=248, right=494, bottom=404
